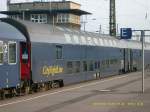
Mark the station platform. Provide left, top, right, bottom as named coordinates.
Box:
left=0, top=71, right=150, bottom=112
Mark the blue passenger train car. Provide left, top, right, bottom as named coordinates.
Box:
left=0, top=21, right=26, bottom=89
left=0, top=18, right=150, bottom=96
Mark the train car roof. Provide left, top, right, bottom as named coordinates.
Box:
left=7, top=19, right=150, bottom=50
left=0, top=21, right=26, bottom=41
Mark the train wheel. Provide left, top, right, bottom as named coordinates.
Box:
left=45, top=82, right=50, bottom=90
left=32, top=83, right=38, bottom=93
left=9, top=89, right=15, bottom=98
left=41, top=83, right=46, bottom=92
left=98, top=72, right=101, bottom=79
left=51, top=81, right=60, bottom=88
left=25, top=86, right=30, bottom=95
left=59, top=80, right=64, bottom=87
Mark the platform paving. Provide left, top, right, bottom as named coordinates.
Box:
left=0, top=71, right=150, bottom=112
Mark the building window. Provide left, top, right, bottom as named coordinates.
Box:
left=75, top=61, right=80, bottom=73
left=30, top=14, right=47, bottom=24
left=70, top=14, right=80, bottom=24
left=56, top=45, right=62, bottom=59
left=8, top=42, right=17, bottom=64
left=0, top=41, right=3, bottom=64
left=57, top=13, right=69, bottom=23
left=83, top=61, right=87, bottom=72
left=57, top=13, right=80, bottom=24
left=10, top=15, right=20, bottom=20
left=66, top=61, right=73, bottom=74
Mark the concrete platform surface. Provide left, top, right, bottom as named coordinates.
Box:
left=0, top=72, right=150, bottom=112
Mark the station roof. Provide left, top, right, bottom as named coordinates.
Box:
left=0, top=20, right=26, bottom=41
left=0, top=9, right=91, bottom=16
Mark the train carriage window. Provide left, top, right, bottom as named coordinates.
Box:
left=83, top=61, right=87, bottom=72
left=75, top=61, right=80, bottom=73
left=66, top=61, right=73, bottom=74
left=56, top=45, right=62, bottom=59
left=110, top=59, right=113, bottom=65
left=98, top=61, right=100, bottom=69
left=8, top=42, right=17, bottom=64
left=89, top=61, right=94, bottom=71
left=113, top=59, right=118, bottom=64
left=94, top=61, right=98, bottom=69
left=106, top=60, right=109, bottom=67
left=0, top=41, right=3, bottom=64
left=110, top=59, right=118, bottom=65
left=101, top=60, right=107, bottom=68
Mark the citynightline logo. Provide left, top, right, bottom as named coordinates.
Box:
left=42, top=65, right=63, bottom=76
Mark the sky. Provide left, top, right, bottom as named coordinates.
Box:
left=0, top=0, right=150, bottom=34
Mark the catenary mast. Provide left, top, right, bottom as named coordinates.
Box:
left=109, top=0, right=116, bottom=37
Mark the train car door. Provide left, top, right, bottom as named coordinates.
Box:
left=20, top=42, right=31, bottom=81
left=124, top=49, right=133, bottom=72
left=130, top=49, right=133, bottom=71
left=124, top=49, right=129, bottom=72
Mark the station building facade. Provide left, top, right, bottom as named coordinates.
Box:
left=0, top=1, right=91, bottom=30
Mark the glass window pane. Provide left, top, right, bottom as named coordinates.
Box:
left=89, top=61, right=94, bottom=71
left=0, top=42, right=3, bottom=64
left=98, top=61, right=100, bottom=69
left=40, top=15, right=43, bottom=19
left=35, top=20, right=38, bottom=22
left=75, top=61, right=80, bottom=73
left=67, top=61, right=73, bottom=74
left=0, top=53, right=3, bottom=64
left=67, top=62, right=73, bottom=68
left=83, top=61, right=87, bottom=72
left=56, top=45, right=62, bottom=59
left=102, top=60, right=107, bottom=68
left=35, top=15, right=38, bottom=19
left=94, top=61, right=98, bottom=69
left=31, top=15, right=34, bottom=18
left=0, top=46, right=2, bottom=52
left=30, top=14, right=47, bottom=24
left=9, top=43, right=16, bottom=64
